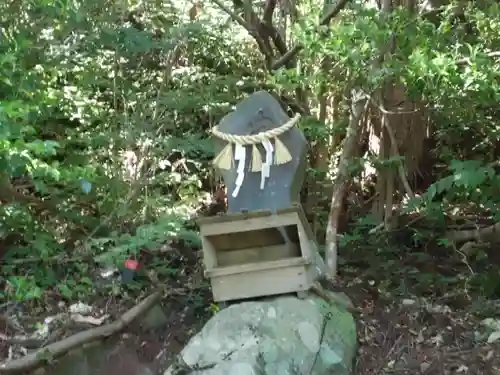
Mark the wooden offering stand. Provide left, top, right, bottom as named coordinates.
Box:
left=201, top=90, right=330, bottom=305
left=197, top=205, right=322, bottom=303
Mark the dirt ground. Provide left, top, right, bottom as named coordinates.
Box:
left=100, top=273, right=500, bottom=375
left=100, top=251, right=500, bottom=375
left=341, top=281, right=500, bottom=375
left=1, top=247, right=500, bottom=375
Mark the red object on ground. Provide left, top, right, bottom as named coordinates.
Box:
left=125, top=259, right=139, bottom=270
left=122, top=258, right=141, bottom=284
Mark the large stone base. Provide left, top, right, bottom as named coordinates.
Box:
left=165, top=293, right=357, bottom=375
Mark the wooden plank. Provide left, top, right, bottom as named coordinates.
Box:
left=275, top=204, right=316, bottom=242
left=205, top=256, right=310, bottom=278
left=283, top=224, right=300, bottom=243
left=296, top=205, right=316, bottom=241
left=295, top=220, right=313, bottom=259
left=210, top=264, right=312, bottom=302
left=201, top=237, right=217, bottom=269
left=196, top=209, right=272, bottom=226
left=200, top=211, right=300, bottom=236
left=197, top=203, right=304, bottom=226
left=216, top=244, right=299, bottom=267
left=275, top=205, right=300, bottom=215
left=284, top=203, right=320, bottom=259
left=206, top=227, right=285, bottom=251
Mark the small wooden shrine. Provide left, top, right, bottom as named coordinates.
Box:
left=198, top=91, right=324, bottom=303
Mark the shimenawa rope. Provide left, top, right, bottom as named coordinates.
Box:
left=211, top=113, right=301, bottom=171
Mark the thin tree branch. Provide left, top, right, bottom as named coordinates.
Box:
left=271, top=45, right=302, bottom=70
left=242, top=0, right=256, bottom=24
left=271, top=0, right=352, bottom=70
left=261, top=22, right=288, bottom=55
left=211, top=0, right=251, bottom=30
left=383, top=120, right=415, bottom=200
left=456, top=51, right=500, bottom=66
left=263, top=0, right=277, bottom=24
left=319, top=0, right=350, bottom=26
left=447, top=221, right=500, bottom=244
left=364, top=93, right=416, bottom=200
left=212, top=0, right=279, bottom=65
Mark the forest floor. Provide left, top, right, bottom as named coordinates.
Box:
left=1, top=245, right=500, bottom=375
left=340, top=276, right=500, bottom=375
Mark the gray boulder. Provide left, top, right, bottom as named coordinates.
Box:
left=165, top=293, right=357, bottom=375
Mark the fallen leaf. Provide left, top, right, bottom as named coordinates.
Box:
left=69, top=302, right=93, bottom=314
left=420, top=362, right=430, bottom=373
left=402, top=299, right=416, bottom=306
left=430, top=334, right=444, bottom=347
left=484, top=350, right=494, bottom=361
left=487, top=331, right=500, bottom=344
left=481, top=318, right=500, bottom=331
left=416, top=330, right=425, bottom=343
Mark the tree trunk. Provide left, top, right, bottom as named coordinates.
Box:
left=324, top=90, right=367, bottom=278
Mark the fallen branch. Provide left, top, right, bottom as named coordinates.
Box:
left=0, top=290, right=162, bottom=374
left=456, top=51, right=500, bottom=66
left=310, top=282, right=358, bottom=314
left=0, top=331, right=61, bottom=350
left=446, top=221, right=500, bottom=244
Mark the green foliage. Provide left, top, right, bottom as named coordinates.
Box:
left=0, top=0, right=263, bottom=302
left=288, top=1, right=500, bottom=298
left=1, top=0, right=500, bottom=305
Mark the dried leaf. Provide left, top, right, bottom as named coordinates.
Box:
left=71, top=314, right=109, bottom=326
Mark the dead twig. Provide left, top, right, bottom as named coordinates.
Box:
left=0, top=290, right=162, bottom=373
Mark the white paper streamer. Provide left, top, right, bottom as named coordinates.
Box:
left=260, top=139, right=274, bottom=189
left=232, top=143, right=246, bottom=197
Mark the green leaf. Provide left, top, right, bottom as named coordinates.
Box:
left=58, top=284, right=73, bottom=299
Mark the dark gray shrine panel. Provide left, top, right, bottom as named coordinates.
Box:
left=211, top=91, right=307, bottom=213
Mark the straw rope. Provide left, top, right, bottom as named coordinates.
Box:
left=210, top=113, right=301, bottom=144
